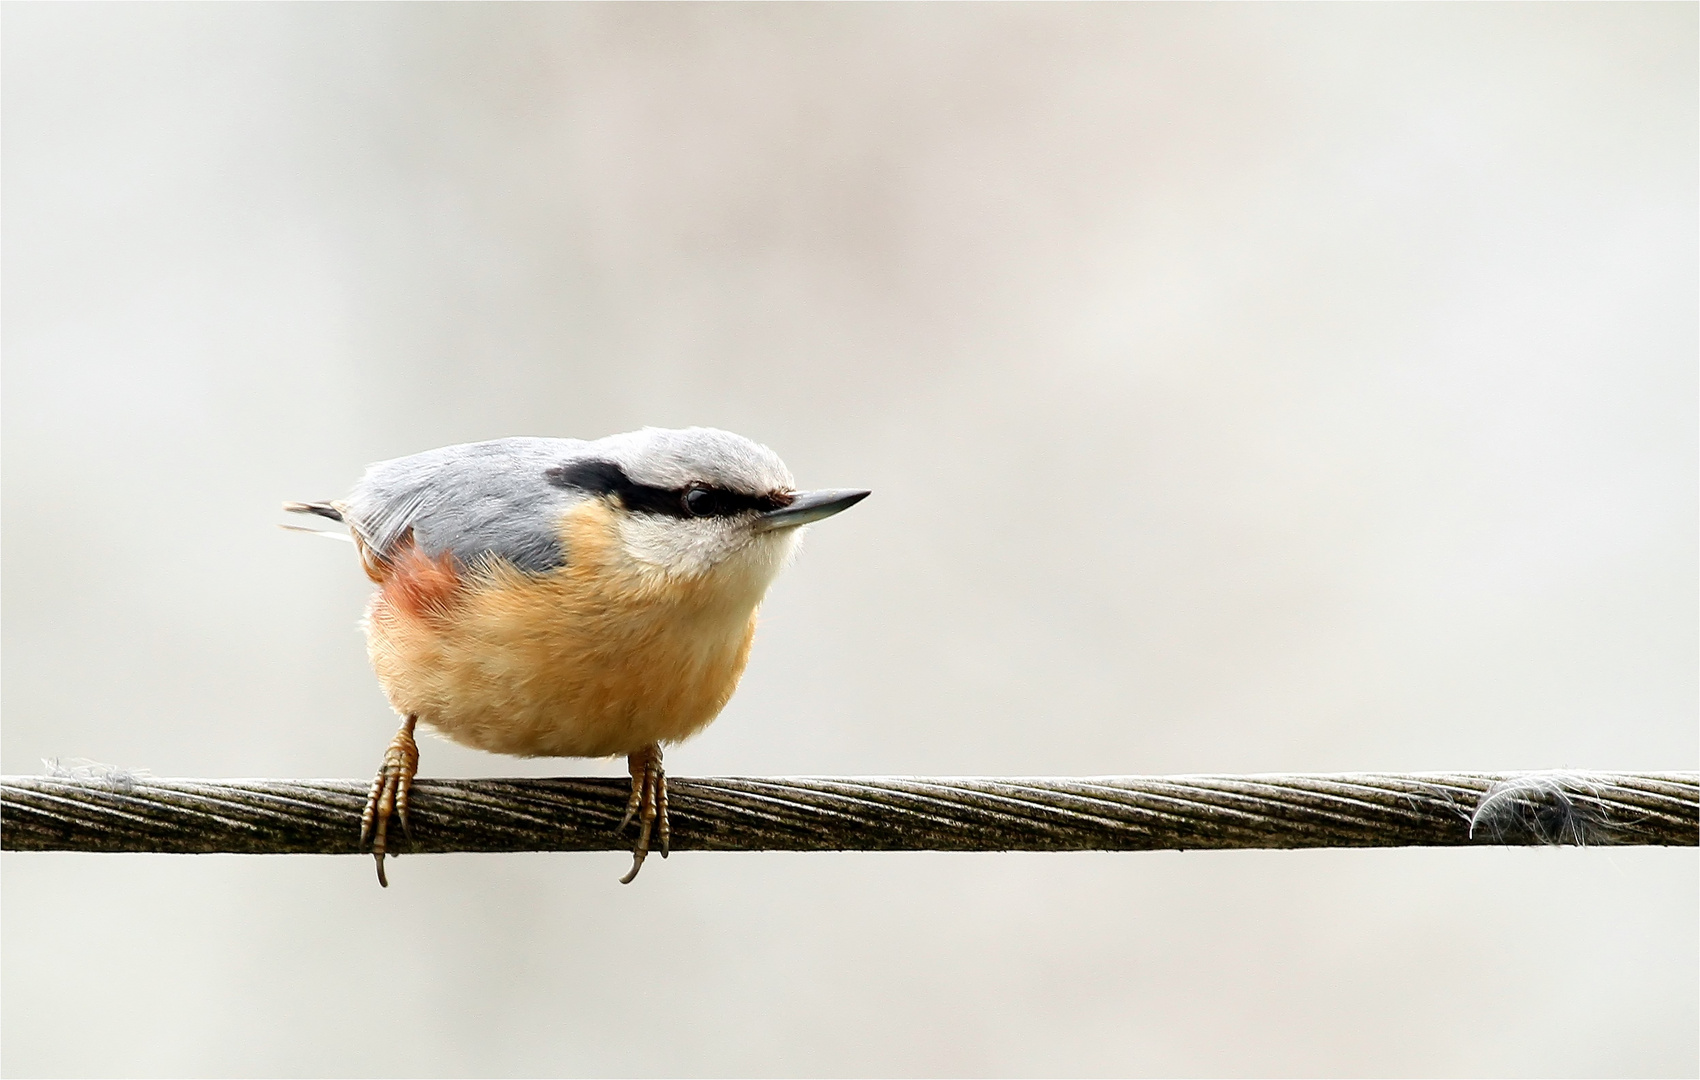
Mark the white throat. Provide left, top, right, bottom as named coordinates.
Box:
left=616, top=514, right=802, bottom=605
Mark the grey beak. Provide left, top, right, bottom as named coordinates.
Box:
left=753, top=488, right=871, bottom=532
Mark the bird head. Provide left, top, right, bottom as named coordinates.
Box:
left=546, top=427, right=868, bottom=592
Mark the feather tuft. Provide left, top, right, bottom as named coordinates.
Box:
left=1469, top=771, right=1631, bottom=846
left=43, top=757, right=152, bottom=788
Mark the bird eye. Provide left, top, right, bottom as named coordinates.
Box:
left=683, top=486, right=716, bottom=517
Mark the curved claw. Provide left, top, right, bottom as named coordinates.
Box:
left=361, top=715, right=419, bottom=889
left=619, top=776, right=643, bottom=832
left=619, top=745, right=668, bottom=884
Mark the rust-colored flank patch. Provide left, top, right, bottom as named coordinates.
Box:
left=378, top=533, right=464, bottom=619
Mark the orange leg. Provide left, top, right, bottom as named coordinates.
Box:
left=619, top=743, right=669, bottom=884
left=360, top=715, right=419, bottom=888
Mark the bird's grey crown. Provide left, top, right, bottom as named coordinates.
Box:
left=596, top=427, right=793, bottom=495
left=343, top=427, right=793, bottom=574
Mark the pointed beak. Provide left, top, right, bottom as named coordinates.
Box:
left=752, top=488, right=871, bottom=532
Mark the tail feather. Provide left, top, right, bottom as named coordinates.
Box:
left=282, top=501, right=344, bottom=523
left=278, top=523, right=355, bottom=543
left=282, top=498, right=379, bottom=574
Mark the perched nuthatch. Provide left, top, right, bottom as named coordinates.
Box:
left=285, top=427, right=868, bottom=886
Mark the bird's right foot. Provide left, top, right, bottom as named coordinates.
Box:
left=361, top=715, right=419, bottom=888
left=619, top=743, right=668, bottom=884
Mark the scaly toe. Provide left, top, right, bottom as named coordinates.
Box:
left=361, top=718, right=419, bottom=889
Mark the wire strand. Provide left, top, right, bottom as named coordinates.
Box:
left=3, top=771, right=1694, bottom=854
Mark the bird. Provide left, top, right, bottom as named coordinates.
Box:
left=284, top=427, right=868, bottom=886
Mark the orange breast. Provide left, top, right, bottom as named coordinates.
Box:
left=362, top=500, right=759, bottom=758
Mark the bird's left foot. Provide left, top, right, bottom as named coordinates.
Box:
left=619, top=743, right=669, bottom=884
left=361, top=715, right=419, bottom=888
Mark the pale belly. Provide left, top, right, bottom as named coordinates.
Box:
left=366, top=576, right=758, bottom=758
left=361, top=499, right=767, bottom=759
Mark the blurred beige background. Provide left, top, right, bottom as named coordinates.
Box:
left=3, top=4, right=1695, bottom=1077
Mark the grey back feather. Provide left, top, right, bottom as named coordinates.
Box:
left=343, top=428, right=793, bottom=574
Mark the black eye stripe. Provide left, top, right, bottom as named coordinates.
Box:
left=545, top=459, right=792, bottom=519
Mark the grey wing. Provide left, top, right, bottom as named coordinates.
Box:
left=344, top=437, right=588, bottom=574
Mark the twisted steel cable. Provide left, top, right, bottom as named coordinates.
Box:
left=3, top=771, right=1694, bottom=854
